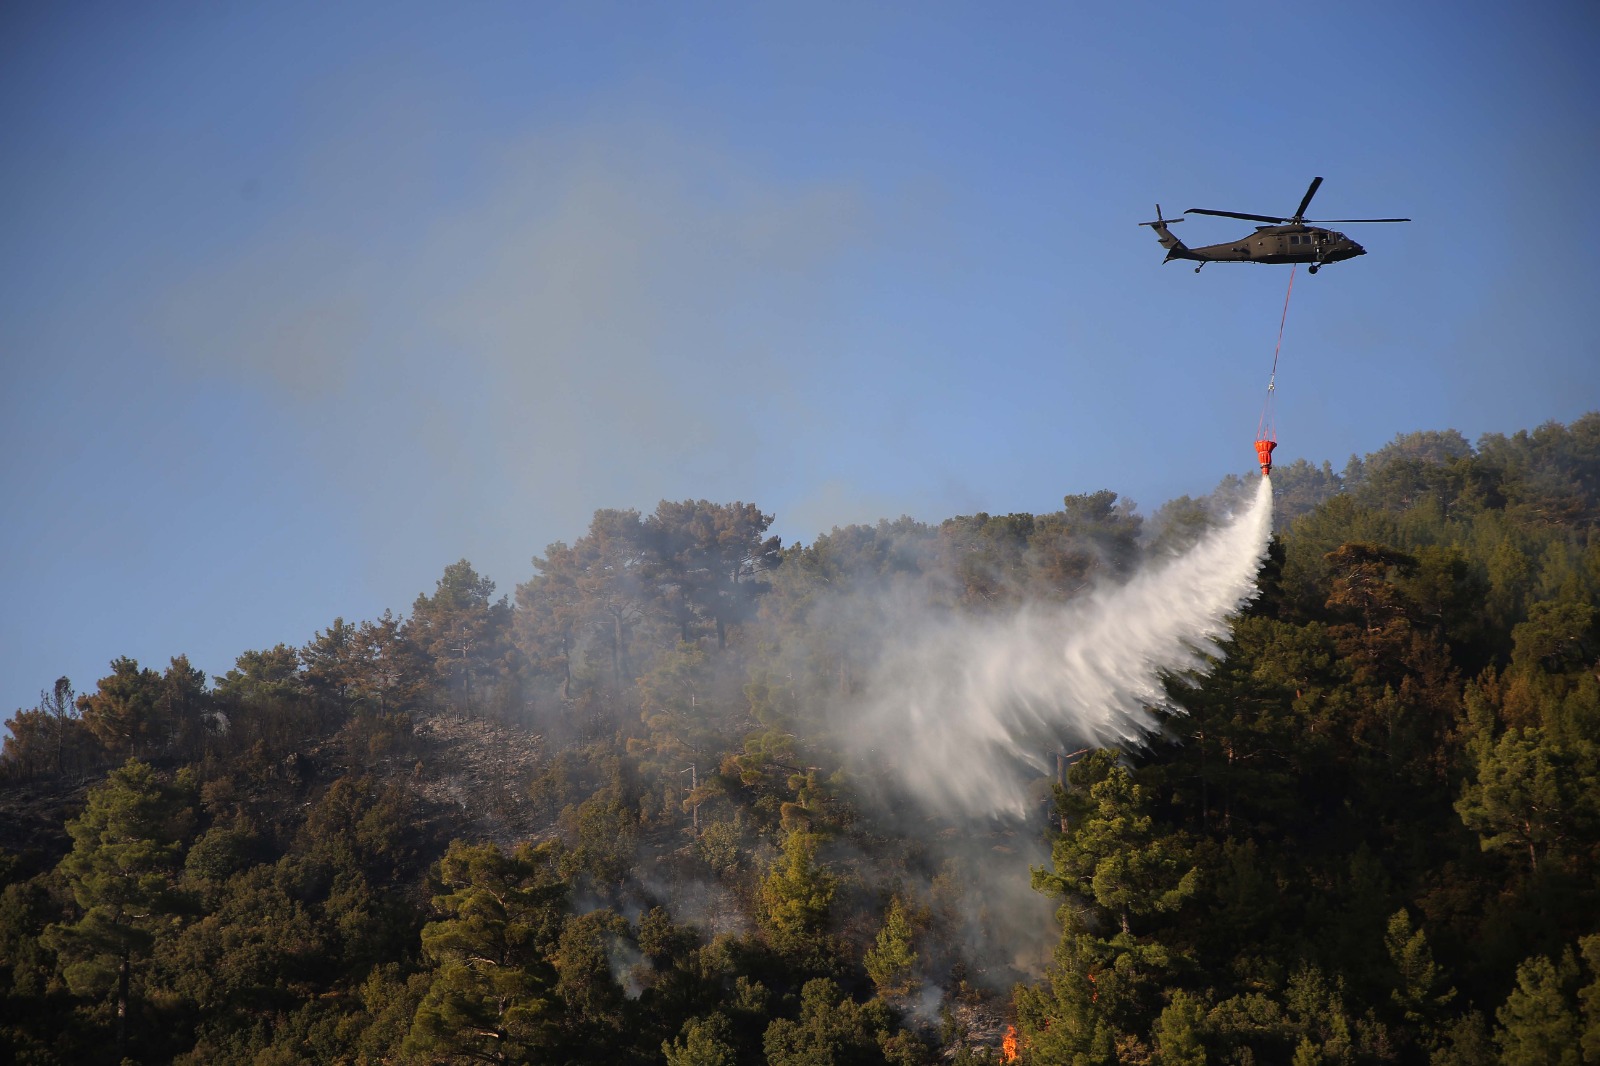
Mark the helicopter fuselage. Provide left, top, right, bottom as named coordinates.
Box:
left=1180, top=224, right=1364, bottom=267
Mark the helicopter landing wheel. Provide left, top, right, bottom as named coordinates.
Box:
left=1308, top=263, right=1320, bottom=275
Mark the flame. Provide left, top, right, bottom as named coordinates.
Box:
left=1001, top=1025, right=1018, bottom=1063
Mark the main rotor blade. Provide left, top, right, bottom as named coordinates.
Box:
left=1293, top=177, right=1324, bottom=221
left=1303, top=217, right=1412, bottom=224
left=1185, top=208, right=1287, bottom=224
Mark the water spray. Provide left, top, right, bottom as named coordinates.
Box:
left=851, top=477, right=1275, bottom=820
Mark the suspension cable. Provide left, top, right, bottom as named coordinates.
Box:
left=1257, top=263, right=1297, bottom=442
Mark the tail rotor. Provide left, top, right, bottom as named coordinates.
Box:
left=1138, top=205, right=1185, bottom=229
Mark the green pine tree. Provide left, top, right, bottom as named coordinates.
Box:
left=664, top=1012, right=738, bottom=1066
left=404, top=840, right=568, bottom=1064
left=1495, top=951, right=1581, bottom=1066
left=864, top=895, right=919, bottom=998
left=42, top=758, right=194, bottom=1058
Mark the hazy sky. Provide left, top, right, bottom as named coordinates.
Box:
left=4, top=1, right=1596, bottom=714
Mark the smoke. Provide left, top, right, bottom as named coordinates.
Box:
left=606, top=934, right=649, bottom=1000
left=849, top=477, right=1273, bottom=820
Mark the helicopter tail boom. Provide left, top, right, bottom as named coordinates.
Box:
left=1139, top=205, right=1198, bottom=262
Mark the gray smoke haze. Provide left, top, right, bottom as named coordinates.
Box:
left=147, top=112, right=884, bottom=596
left=848, top=477, right=1274, bottom=820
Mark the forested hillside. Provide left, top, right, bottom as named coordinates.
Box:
left=4, top=413, right=1599, bottom=1065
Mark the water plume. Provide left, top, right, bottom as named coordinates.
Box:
left=853, top=477, right=1273, bottom=820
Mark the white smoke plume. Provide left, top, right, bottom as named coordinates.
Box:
left=852, top=477, right=1274, bottom=820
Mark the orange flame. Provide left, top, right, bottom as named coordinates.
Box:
left=1001, top=1025, right=1018, bottom=1063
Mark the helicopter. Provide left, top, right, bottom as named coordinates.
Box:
left=1140, top=177, right=1409, bottom=273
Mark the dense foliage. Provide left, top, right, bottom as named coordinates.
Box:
left=3, top=414, right=1599, bottom=1064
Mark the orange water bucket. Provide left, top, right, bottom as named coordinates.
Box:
left=1254, top=439, right=1277, bottom=476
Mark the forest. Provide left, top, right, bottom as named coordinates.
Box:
left=3, top=412, right=1599, bottom=1066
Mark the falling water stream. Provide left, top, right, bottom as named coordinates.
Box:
left=852, top=477, right=1275, bottom=819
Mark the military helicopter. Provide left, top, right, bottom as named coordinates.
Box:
left=1140, top=177, right=1409, bottom=273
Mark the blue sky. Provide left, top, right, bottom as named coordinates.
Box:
left=3, top=1, right=1597, bottom=715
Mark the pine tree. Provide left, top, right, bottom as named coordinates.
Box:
left=1456, top=726, right=1571, bottom=874
left=409, top=560, right=516, bottom=717
left=42, top=759, right=193, bottom=1058
left=405, top=840, right=568, bottom=1063
left=1152, top=989, right=1208, bottom=1066
left=1033, top=754, right=1198, bottom=937
left=1385, top=908, right=1454, bottom=1027
left=1494, top=951, right=1581, bottom=1066
left=758, top=831, right=835, bottom=961
left=664, top=1012, right=738, bottom=1066
left=864, top=895, right=919, bottom=998
left=77, top=657, right=163, bottom=757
